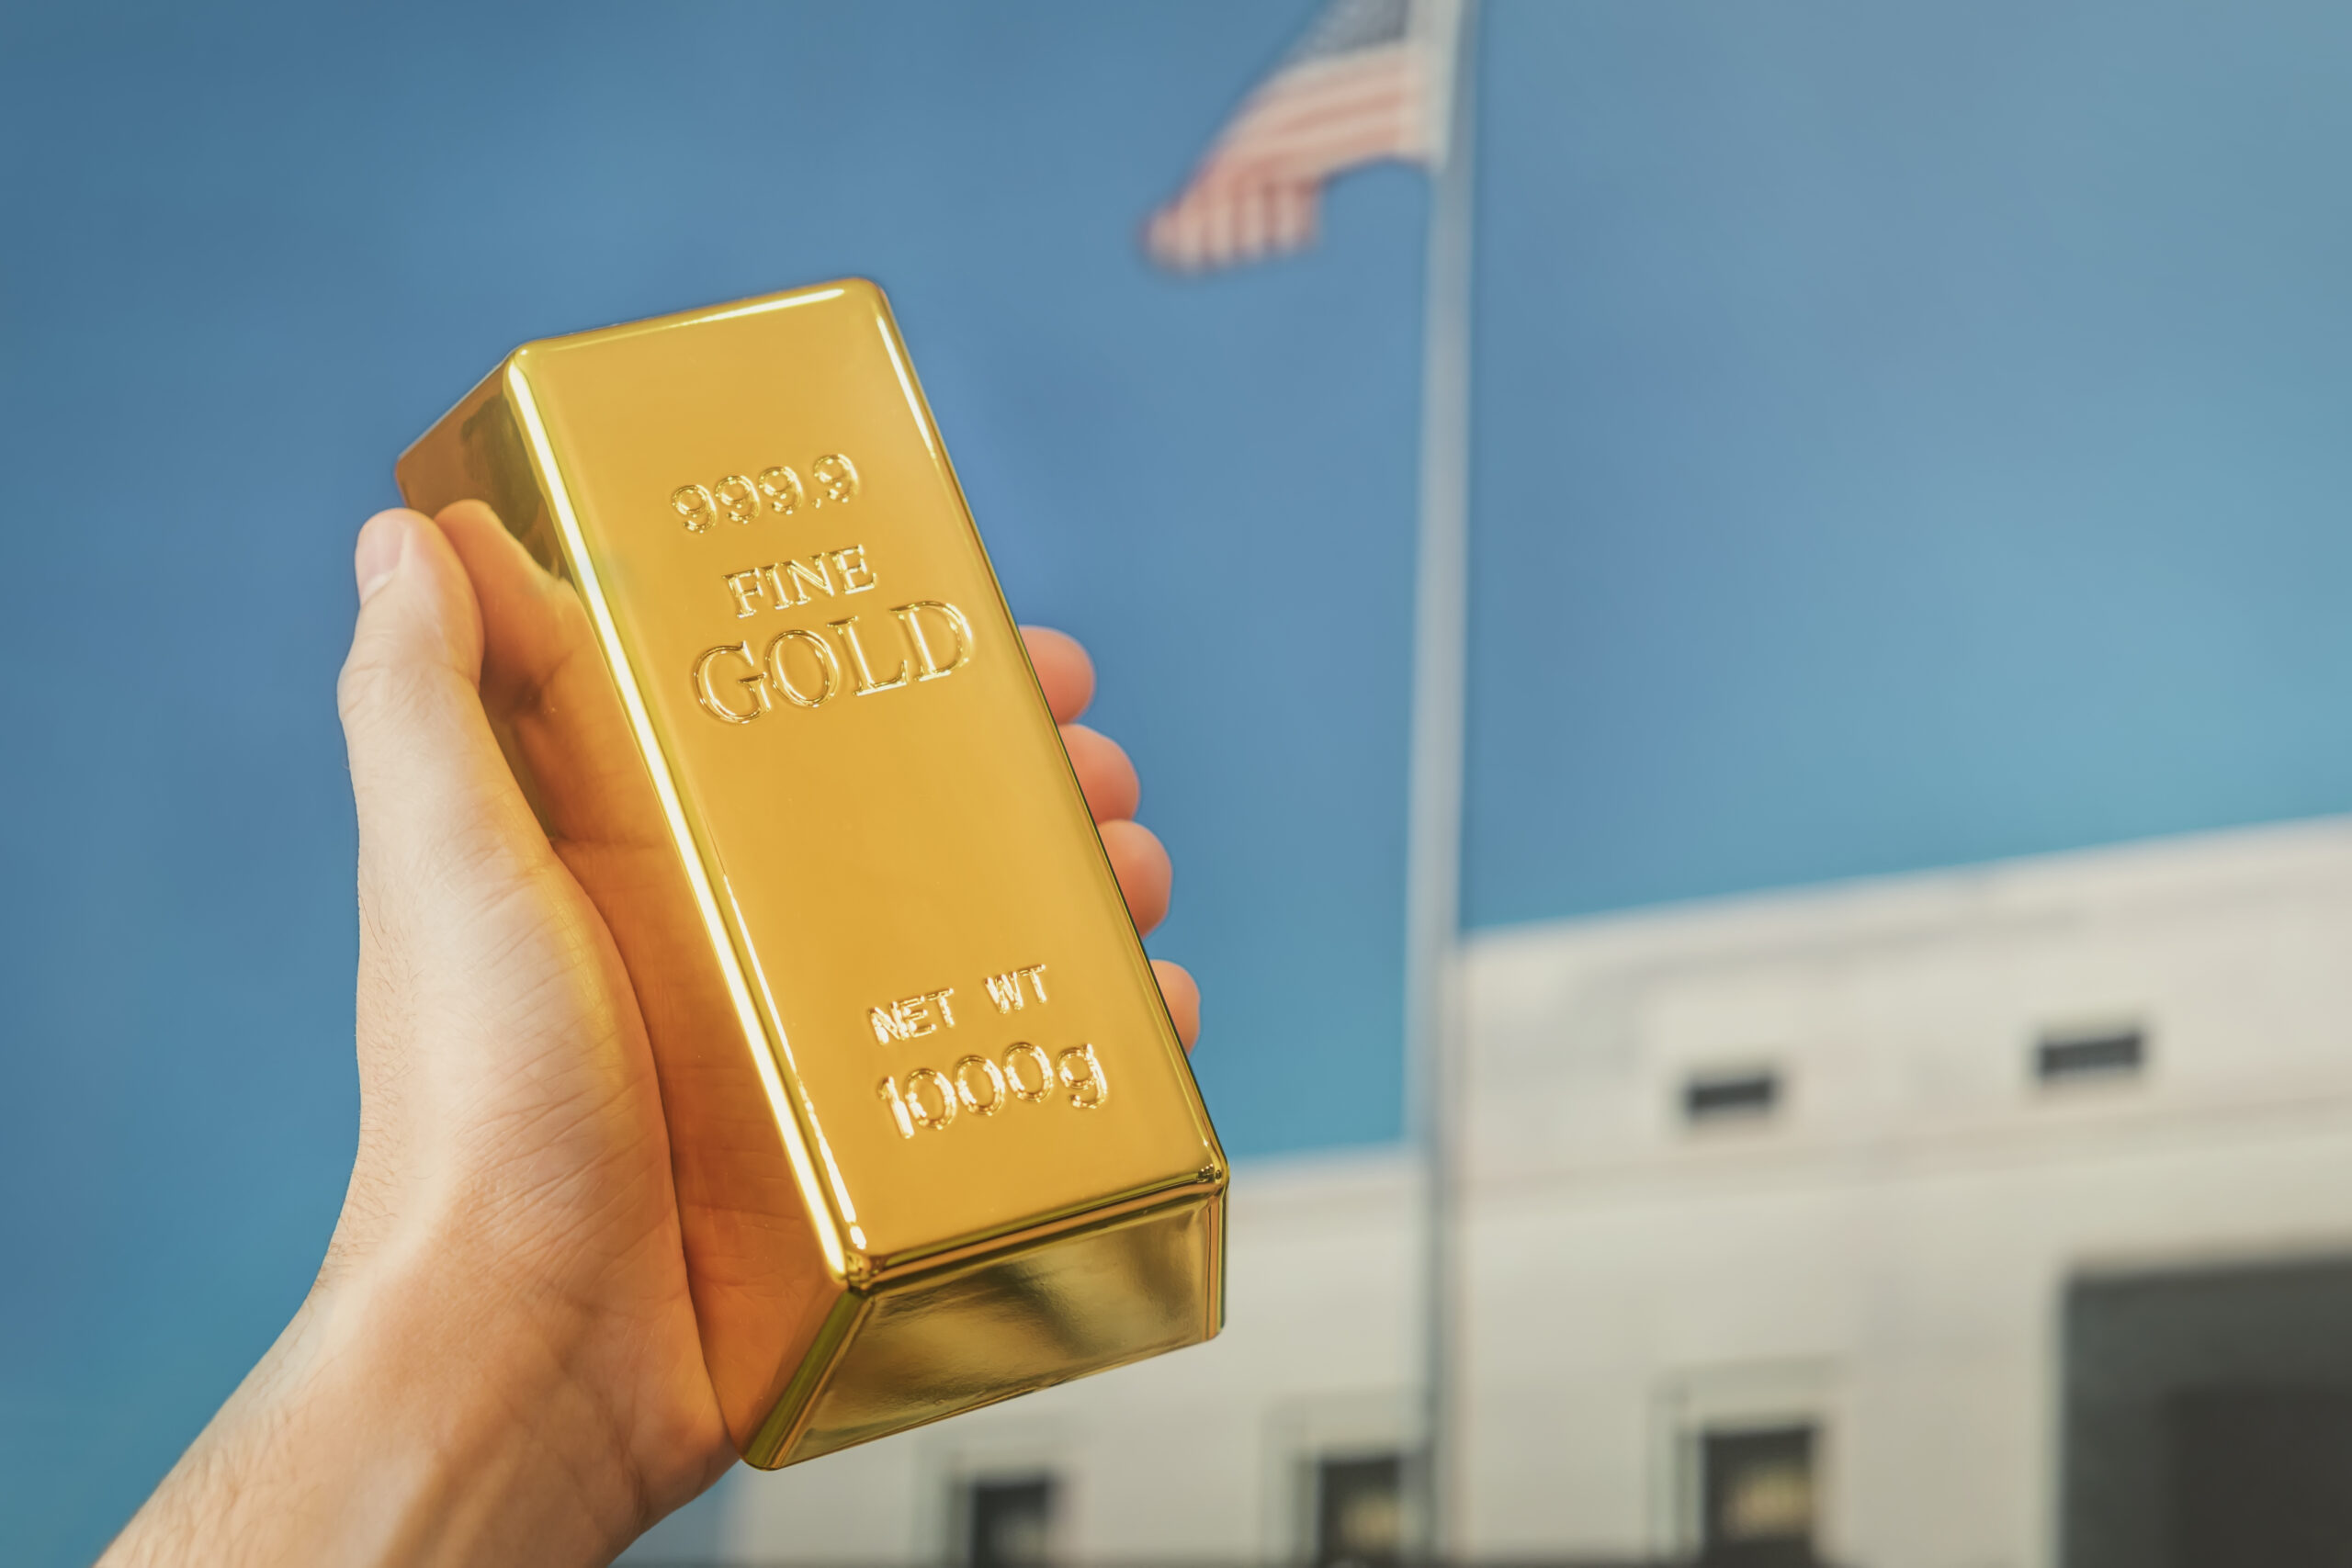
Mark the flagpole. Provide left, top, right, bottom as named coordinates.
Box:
left=1407, top=0, right=1477, bottom=1560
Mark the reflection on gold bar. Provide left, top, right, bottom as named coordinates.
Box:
left=395, top=280, right=1226, bottom=1468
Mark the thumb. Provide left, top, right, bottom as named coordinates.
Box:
left=336, top=509, right=531, bottom=892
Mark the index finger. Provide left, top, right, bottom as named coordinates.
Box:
left=1021, top=626, right=1095, bottom=724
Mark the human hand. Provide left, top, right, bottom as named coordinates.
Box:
left=100, top=504, right=1196, bottom=1568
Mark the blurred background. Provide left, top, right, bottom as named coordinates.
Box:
left=7, top=2, right=2352, bottom=1564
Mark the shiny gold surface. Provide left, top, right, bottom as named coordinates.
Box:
left=396, top=280, right=1226, bottom=1468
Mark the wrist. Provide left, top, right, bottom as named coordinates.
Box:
left=321, top=1229, right=661, bottom=1560
left=106, top=1237, right=647, bottom=1568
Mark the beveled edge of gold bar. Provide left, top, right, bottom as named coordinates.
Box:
left=503, top=280, right=865, bottom=371
left=744, top=1291, right=868, bottom=1469
left=855, top=1160, right=1227, bottom=1284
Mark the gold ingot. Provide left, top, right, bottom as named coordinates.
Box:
left=396, top=280, right=1226, bottom=1467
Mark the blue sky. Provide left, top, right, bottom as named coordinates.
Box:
left=6, top=1, right=2351, bottom=1558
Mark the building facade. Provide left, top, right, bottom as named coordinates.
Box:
left=649, top=816, right=2352, bottom=1568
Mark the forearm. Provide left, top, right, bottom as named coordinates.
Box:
left=100, top=1252, right=640, bottom=1568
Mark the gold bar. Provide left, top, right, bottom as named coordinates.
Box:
left=395, top=280, right=1226, bottom=1468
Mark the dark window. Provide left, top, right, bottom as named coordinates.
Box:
left=1314, top=1452, right=1405, bottom=1568
left=966, top=1475, right=1055, bottom=1568
left=2037, top=1027, right=2146, bottom=1084
left=2063, top=1257, right=2352, bottom=1568
left=1701, top=1425, right=1817, bottom=1568
left=2169, top=1386, right=2352, bottom=1568
left=1685, top=1068, right=1780, bottom=1122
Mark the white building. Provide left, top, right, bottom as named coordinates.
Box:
left=636, top=816, right=2352, bottom=1568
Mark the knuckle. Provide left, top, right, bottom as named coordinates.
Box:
left=335, top=651, right=394, bottom=723
left=335, top=649, right=440, bottom=731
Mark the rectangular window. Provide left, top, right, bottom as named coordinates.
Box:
left=1685, top=1068, right=1780, bottom=1122
left=1701, top=1424, right=1817, bottom=1567
left=1314, top=1452, right=1406, bottom=1568
left=964, top=1475, right=1056, bottom=1568
left=2037, top=1026, right=2146, bottom=1084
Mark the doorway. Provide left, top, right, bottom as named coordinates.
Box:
left=2064, top=1255, right=2352, bottom=1568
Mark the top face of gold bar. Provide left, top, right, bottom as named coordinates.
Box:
left=449, top=281, right=1222, bottom=1276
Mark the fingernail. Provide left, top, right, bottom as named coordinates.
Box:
left=355, top=513, right=409, bottom=604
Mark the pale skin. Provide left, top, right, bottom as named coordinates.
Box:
left=99, top=506, right=1199, bottom=1567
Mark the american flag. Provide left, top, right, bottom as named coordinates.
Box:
left=1145, top=0, right=1463, bottom=272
